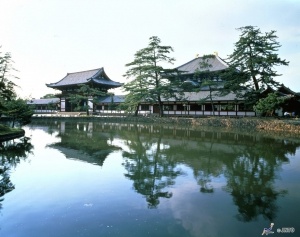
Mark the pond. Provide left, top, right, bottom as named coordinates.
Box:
left=1, top=120, right=299, bottom=237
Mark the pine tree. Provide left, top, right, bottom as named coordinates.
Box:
left=194, top=54, right=220, bottom=115
left=0, top=49, right=18, bottom=112
left=68, top=84, right=106, bottom=115
left=223, top=26, right=289, bottom=104
left=123, top=36, right=182, bottom=117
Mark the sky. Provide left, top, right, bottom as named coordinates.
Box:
left=0, top=0, right=299, bottom=99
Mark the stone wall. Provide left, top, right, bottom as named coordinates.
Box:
left=190, top=117, right=300, bottom=133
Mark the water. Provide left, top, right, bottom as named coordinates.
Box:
left=1, top=120, right=300, bottom=237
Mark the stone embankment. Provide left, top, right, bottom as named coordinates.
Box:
left=133, top=116, right=300, bottom=139
left=119, top=116, right=300, bottom=133
left=190, top=117, right=300, bottom=133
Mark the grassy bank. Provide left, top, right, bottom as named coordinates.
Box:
left=0, top=124, right=25, bottom=141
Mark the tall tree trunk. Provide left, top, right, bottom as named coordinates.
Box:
left=252, top=75, right=259, bottom=91
left=248, top=44, right=260, bottom=91
left=11, top=118, right=15, bottom=128
left=134, top=104, right=139, bottom=116
left=158, top=96, right=163, bottom=117
left=209, top=87, right=215, bottom=116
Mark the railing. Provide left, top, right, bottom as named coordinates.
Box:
left=31, top=109, right=256, bottom=117
left=32, top=112, right=86, bottom=117
left=162, top=110, right=256, bottom=117
left=33, top=110, right=57, bottom=113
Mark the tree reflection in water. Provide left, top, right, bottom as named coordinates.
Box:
left=193, top=135, right=222, bottom=194
left=222, top=137, right=290, bottom=222
left=109, top=124, right=296, bottom=220
left=166, top=130, right=292, bottom=222
left=121, top=124, right=184, bottom=208
left=0, top=137, right=33, bottom=211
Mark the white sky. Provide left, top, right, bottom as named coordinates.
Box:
left=1, top=0, right=299, bottom=99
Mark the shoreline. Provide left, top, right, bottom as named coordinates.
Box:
left=30, top=115, right=300, bottom=131
left=2, top=116, right=300, bottom=141
left=0, top=129, right=25, bottom=142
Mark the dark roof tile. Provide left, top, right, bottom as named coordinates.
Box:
left=27, top=98, right=60, bottom=105
left=177, top=55, right=228, bottom=74
left=97, top=95, right=125, bottom=103
left=47, top=68, right=122, bottom=88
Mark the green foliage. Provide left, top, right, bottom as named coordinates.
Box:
left=123, top=36, right=182, bottom=117
left=253, top=92, right=286, bottom=116
left=0, top=48, right=18, bottom=112
left=0, top=48, right=32, bottom=128
left=122, top=80, right=148, bottom=115
left=40, top=93, right=57, bottom=99
left=47, top=101, right=58, bottom=111
left=3, top=99, right=34, bottom=127
left=1, top=137, right=33, bottom=203
left=194, top=54, right=219, bottom=115
left=68, top=84, right=106, bottom=115
left=0, top=124, right=22, bottom=135
left=223, top=26, right=289, bottom=102
left=107, top=93, right=117, bottom=110
left=194, top=54, right=217, bottom=86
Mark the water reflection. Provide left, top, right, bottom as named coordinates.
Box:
left=121, top=124, right=184, bottom=208
left=163, top=132, right=292, bottom=221
left=27, top=120, right=300, bottom=222
left=222, top=138, right=290, bottom=222
left=0, top=137, right=33, bottom=211
left=46, top=121, right=121, bottom=166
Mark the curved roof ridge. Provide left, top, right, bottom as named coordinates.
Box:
left=176, top=57, right=199, bottom=71
left=46, top=67, right=122, bottom=89
left=67, top=67, right=103, bottom=75
left=47, top=68, right=102, bottom=86
left=175, top=55, right=228, bottom=74
left=215, top=55, right=228, bottom=67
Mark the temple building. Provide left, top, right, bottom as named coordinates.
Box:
left=177, top=53, right=227, bottom=87
left=27, top=55, right=299, bottom=117
left=27, top=98, right=60, bottom=113
left=46, top=67, right=122, bottom=112
left=136, top=54, right=256, bottom=116
left=132, top=54, right=299, bottom=117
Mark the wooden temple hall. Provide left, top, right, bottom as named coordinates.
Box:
left=46, top=67, right=123, bottom=112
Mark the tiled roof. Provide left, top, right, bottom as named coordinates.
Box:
left=47, top=68, right=122, bottom=88
left=49, top=145, right=109, bottom=166
left=27, top=98, right=60, bottom=105
left=96, top=92, right=240, bottom=104
left=277, top=84, right=300, bottom=96
left=93, top=78, right=123, bottom=87
left=176, top=55, right=228, bottom=75
left=97, top=95, right=126, bottom=103
left=163, top=91, right=243, bottom=102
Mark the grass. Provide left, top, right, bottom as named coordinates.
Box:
left=0, top=124, right=23, bottom=136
